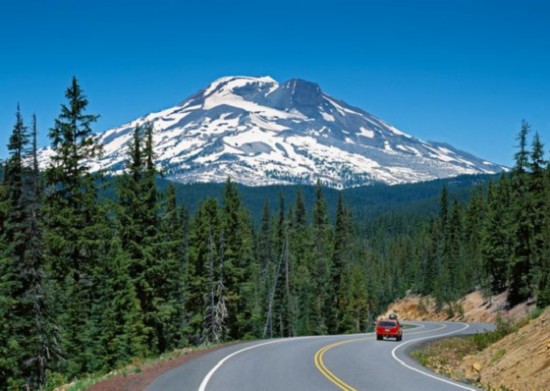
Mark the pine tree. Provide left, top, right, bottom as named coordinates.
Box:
left=169, top=186, right=188, bottom=340
left=0, top=106, right=29, bottom=388
left=508, top=121, right=534, bottom=305
left=221, top=178, right=251, bottom=339
left=329, top=192, right=351, bottom=333
left=156, top=183, right=186, bottom=351
left=43, top=77, right=104, bottom=376
left=439, top=184, right=449, bottom=228
left=116, top=124, right=151, bottom=349
left=141, top=122, right=163, bottom=351
left=20, top=115, right=61, bottom=387
left=338, top=263, right=369, bottom=333
left=463, top=185, right=486, bottom=291
left=447, top=200, right=465, bottom=299
left=290, top=189, right=313, bottom=336
left=186, top=198, right=224, bottom=343
left=311, top=180, right=332, bottom=334
left=529, top=133, right=547, bottom=305
left=90, top=215, right=147, bottom=370
left=0, top=109, right=60, bottom=388
left=266, top=192, right=292, bottom=337
left=257, top=200, right=273, bottom=337
left=420, top=218, right=439, bottom=295
left=481, top=179, right=511, bottom=294
left=334, top=201, right=367, bottom=333
left=116, top=122, right=166, bottom=353
left=433, top=186, right=450, bottom=308
left=258, top=200, right=273, bottom=276
left=274, top=192, right=291, bottom=337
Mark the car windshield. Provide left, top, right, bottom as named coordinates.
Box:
left=378, top=321, right=397, bottom=327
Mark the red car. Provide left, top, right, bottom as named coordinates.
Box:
left=376, top=319, right=402, bottom=341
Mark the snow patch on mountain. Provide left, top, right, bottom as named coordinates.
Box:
left=38, top=75, right=506, bottom=188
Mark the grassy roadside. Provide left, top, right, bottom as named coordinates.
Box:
left=53, top=342, right=232, bottom=391
left=410, top=308, right=544, bottom=390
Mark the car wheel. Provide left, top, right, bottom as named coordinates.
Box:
left=396, top=335, right=402, bottom=341
left=377, top=334, right=382, bottom=340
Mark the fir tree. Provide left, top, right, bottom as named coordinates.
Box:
left=329, top=192, right=351, bottom=333
left=0, top=109, right=60, bottom=388
left=266, top=192, right=292, bottom=337
left=221, top=178, right=247, bottom=339
left=529, top=133, right=547, bottom=303
left=20, top=115, right=61, bottom=387
left=463, top=185, right=486, bottom=291
left=433, top=186, right=450, bottom=308
left=116, top=124, right=151, bottom=349
left=156, top=183, right=186, bottom=351
left=116, top=122, right=165, bottom=353
left=0, top=106, right=29, bottom=388
left=312, top=180, right=332, bottom=334
left=90, top=215, right=147, bottom=370
left=439, top=184, right=449, bottom=228
left=256, top=200, right=273, bottom=336
left=508, top=121, right=535, bottom=305
left=481, top=179, right=511, bottom=294
left=420, top=218, right=439, bottom=295
left=290, top=189, right=313, bottom=335
left=186, top=198, right=224, bottom=343
left=447, top=200, right=465, bottom=299
left=338, top=263, right=369, bottom=333
left=43, top=78, right=104, bottom=376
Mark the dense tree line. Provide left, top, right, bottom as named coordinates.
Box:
left=1, top=80, right=549, bottom=389
left=362, top=120, right=550, bottom=311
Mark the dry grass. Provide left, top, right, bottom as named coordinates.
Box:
left=411, top=307, right=550, bottom=391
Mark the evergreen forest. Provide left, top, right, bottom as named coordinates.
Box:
left=1, top=78, right=549, bottom=389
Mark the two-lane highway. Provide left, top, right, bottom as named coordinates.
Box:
left=148, top=321, right=493, bottom=391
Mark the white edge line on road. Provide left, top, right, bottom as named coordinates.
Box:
left=198, top=323, right=428, bottom=391
left=198, top=338, right=289, bottom=391
left=391, top=322, right=478, bottom=391
left=198, top=333, right=373, bottom=391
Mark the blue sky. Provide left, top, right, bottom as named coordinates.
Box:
left=1, top=0, right=549, bottom=167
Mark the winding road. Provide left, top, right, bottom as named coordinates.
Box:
left=148, top=321, right=493, bottom=391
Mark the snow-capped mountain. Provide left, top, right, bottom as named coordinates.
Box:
left=40, top=76, right=505, bottom=188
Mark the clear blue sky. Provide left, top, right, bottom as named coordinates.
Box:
left=1, top=0, right=549, bottom=167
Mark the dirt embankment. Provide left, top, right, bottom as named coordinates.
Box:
left=386, top=290, right=549, bottom=391
left=385, top=290, right=534, bottom=323
left=460, top=307, right=550, bottom=391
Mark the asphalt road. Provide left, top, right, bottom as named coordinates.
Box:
left=148, top=321, right=494, bottom=391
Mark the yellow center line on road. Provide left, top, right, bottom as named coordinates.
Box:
left=314, top=337, right=369, bottom=391
left=313, top=322, right=448, bottom=390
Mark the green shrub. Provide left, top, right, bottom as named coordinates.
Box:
left=473, top=317, right=516, bottom=350
left=528, top=307, right=543, bottom=320
left=45, top=371, right=68, bottom=391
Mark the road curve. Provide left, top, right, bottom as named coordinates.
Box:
left=147, top=321, right=493, bottom=391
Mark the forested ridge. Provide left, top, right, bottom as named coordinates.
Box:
left=1, top=79, right=549, bottom=390
left=136, top=172, right=497, bottom=220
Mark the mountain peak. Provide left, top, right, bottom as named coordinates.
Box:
left=283, top=78, right=321, bottom=92
left=202, top=75, right=278, bottom=98
left=281, top=78, right=323, bottom=107
left=39, top=76, right=506, bottom=188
